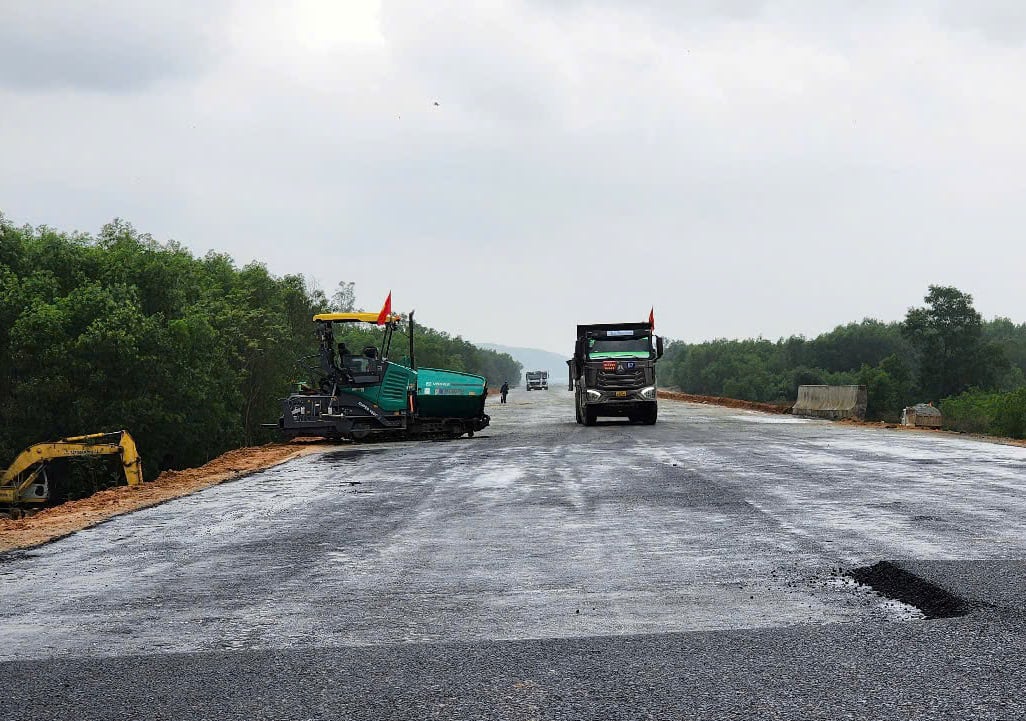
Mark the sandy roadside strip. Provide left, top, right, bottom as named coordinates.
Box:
left=0, top=442, right=326, bottom=552
left=659, top=389, right=1026, bottom=448
left=657, top=390, right=791, bottom=414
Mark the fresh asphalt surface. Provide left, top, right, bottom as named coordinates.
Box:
left=3, top=390, right=1026, bottom=719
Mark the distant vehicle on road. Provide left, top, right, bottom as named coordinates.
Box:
left=525, top=370, right=549, bottom=391
left=568, top=321, right=664, bottom=425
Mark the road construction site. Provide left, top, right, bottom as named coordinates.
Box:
left=3, top=389, right=1026, bottom=719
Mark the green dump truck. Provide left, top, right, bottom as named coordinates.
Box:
left=568, top=321, right=664, bottom=425
left=274, top=311, right=489, bottom=440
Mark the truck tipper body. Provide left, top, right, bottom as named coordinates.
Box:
left=568, top=322, right=663, bottom=425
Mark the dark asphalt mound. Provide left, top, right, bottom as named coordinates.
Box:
left=849, top=561, right=969, bottom=619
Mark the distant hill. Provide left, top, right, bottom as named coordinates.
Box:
left=478, top=343, right=567, bottom=386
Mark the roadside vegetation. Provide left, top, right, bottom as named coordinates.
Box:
left=662, top=286, right=1026, bottom=435
left=940, top=388, right=1026, bottom=438
left=0, top=214, right=520, bottom=484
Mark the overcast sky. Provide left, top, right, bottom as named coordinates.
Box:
left=2, top=1, right=1025, bottom=354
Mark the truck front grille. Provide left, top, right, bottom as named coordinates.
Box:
left=597, top=369, right=646, bottom=389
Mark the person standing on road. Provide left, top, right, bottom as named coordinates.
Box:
left=500, top=380, right=510, bottom=404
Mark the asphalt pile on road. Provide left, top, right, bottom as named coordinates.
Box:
left=850, top=561, right=969, bottom=619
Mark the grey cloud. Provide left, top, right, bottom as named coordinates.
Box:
left=935, top=1, right=1026, bottom=46
left=0, top=2, right=227, bottom=92
left=522, top=0, right=769, bottom=21
left=521, top=0, right=1026, bottom=43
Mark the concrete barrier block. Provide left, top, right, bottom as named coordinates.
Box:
left=792, top=384, right=868, bottom=421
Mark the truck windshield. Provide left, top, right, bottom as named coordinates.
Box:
left=588, top=336, right=651, bottom=358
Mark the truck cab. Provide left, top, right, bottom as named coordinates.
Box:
left=568, top=322, right=663, bottom=425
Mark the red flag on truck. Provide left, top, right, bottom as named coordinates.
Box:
left=376, top=291, right=392, bottom=325
left=649, top=307, right=655, bottom=330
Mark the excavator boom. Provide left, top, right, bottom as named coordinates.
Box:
left=0, top=430, right=143, bottom=506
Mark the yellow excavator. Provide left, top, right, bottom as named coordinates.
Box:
left=0, top=431, right=143, bottom=515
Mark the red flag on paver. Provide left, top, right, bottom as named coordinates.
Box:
left=376, top=291, right=392, bottom=325
left=648, top=307, right=655, bottom=330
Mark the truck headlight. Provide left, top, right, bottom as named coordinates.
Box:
left=639, top=386, right=656, bottom=400
left=586, top=389, right=602, bottom=401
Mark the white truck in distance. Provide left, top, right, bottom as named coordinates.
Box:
left=525, top=371, right=549, bottom=391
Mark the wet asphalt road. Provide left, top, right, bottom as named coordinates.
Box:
left=3, top=390, right=1026, bottom=719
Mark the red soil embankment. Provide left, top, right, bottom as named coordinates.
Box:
left=658, top=390, right=792, bottom=414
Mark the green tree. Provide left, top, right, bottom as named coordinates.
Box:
left=901, top=285, right=1007, bottom=401
left=330, top=281, right=357, bottom=312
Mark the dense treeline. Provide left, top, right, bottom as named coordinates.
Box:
left=0, top=215, right=520, bottom=479
left=662, top=286, right=1026, bottom=430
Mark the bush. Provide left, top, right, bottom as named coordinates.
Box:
left=941, top=388, right=1026, bottom=438
left=992, top=387, right=1026, bottom=439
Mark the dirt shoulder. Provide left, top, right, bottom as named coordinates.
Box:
left=657, top=389, right=1026, bottom=448
left=657, top=390, right=791, bottom=414
left=835, top=418, right=1026, bottom=448
left=0, top=442, right=325, bottom=553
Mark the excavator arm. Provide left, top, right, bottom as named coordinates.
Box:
left=0, top=430, right=143, bottom=505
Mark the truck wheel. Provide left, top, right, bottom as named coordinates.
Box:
left=575, top=397, right=583, bottom=424
left=584, top=407, right=597, bottom=426
left=643, top=406, right=658, bottom=425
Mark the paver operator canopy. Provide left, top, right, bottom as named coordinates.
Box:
left=312, top=312, right=405, bottom=391
left=313, top=312, right=403, bottom=323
